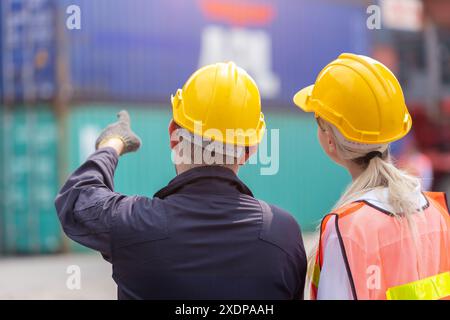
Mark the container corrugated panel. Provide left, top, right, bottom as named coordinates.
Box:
left=0, top=0, right=57, bottom=103
left=0, top=107, right=5, bottom=253
left=62, top=0, right=369, bottom=106
left=67, top=105, right=349, bottom=233
left=0, top=106, right=62, bottom=254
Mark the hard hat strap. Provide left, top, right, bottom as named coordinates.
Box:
left=329, top=124, right=388, bottom=160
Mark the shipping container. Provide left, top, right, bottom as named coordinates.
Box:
left=66, top=105, right=350, bottom=234
left=0, top=0, right=57, bottom=104
left=0, top=106, right=62, bottom=254
left=61, top=0, right=370, bottom=106
left=0, top=107, right=4, bottom=252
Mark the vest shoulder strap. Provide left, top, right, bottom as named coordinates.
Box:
left=318, top=201, right=367, bottom=259
left=424, top=192, right=449, bottom=213
left=317, top=207, right=361, bottom=300
left=333, top=201, right=367, bottom=218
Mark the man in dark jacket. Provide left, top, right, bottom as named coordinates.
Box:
left=55, top=62, right=307, bottom=299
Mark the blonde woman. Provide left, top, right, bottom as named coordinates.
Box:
left=293, top=53, right=450, bottom=300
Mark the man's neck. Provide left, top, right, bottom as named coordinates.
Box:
left=176, top=164, right=239, bottom=176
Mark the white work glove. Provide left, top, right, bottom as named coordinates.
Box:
left=95, top=110, right=142, bottom=155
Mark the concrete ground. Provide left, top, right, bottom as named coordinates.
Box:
left=0, top=233, right=318, bottom=300
left=0, top=253, right=117, bottom=299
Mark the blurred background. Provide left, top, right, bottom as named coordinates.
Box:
left=0, top=0, right=449, bottom=299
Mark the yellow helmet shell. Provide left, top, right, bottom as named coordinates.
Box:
left=294, top=53, right=412, bottom=144
left=172, top=62, right=266, bottom=146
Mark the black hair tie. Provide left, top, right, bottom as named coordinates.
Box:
left=366, top=151, right=383, bottom=160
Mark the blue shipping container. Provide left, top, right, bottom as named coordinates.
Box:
left=0, top=0, right=57, bottom=104
left=61, top=0, right=370, bottom=106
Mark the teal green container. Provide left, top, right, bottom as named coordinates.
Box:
left=0, top=106, right=62, bottom=254
left=66, top=104, right=350, bottom=242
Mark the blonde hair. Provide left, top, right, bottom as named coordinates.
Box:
left=306, top=118, right=423, bottom=297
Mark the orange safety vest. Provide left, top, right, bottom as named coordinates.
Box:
left=311, top=192, right=450, bottom=300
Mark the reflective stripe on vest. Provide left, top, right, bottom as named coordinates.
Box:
left=386, top=272, right=450, bottom=300
left=312, top=192, right=450, bottom=300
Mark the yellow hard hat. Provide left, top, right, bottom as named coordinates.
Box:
left=293, top=53, right=412, bottom=144
left=171, top=62, right=266, bottom=146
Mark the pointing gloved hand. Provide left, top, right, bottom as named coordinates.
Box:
left=95, top=110, right=142, bottom=156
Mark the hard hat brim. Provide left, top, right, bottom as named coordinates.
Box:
left=172, top=111, right=266, bottom=147
left=293, top=85, right=314, bottom=112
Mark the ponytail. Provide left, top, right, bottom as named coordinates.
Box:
left=333, top=152, right=422, bottom=218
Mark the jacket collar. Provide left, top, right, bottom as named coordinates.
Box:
left=154, top=166, right=254, bottom=199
